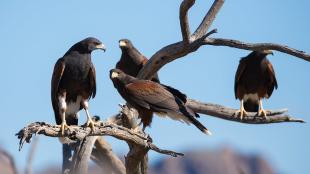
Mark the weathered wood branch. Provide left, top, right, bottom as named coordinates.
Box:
left=138, top=34, right=310, bottom=81
left=118, top=105, right=150, bottom=174
left=138, top=0, right=309, bottom=81
left=203, top=37, right=310, bottom=61
left=71, top=136, right=98, bottom=174
left=192, top=0, right=224, bottom=40
left=121, top=107, right=147, bottom=174
left=91, top=137, right=126, bottom=174
left=187, top=99, right=305, bottom=124
left=180, top=0, right=195, bottom=43
left=15, top=122, right=184, bottom=158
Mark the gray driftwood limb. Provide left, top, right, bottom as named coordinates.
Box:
left=179, top=0, right=195, bottom=43
left=203, top=38, right=310, bottom=61
left=192, top=0, right=224, bottom=40
left=186, top=99, right=305, bottom=124
left=138, top=0, right=309, bottom=81
left=119, top=105, right=150, bottom=174
left=135, top=0, right=307, bottom=129
left=15, top=121, right=184, bottom=157
left=71, top=136, right=98, bottom=174
left=91, top=137, right=126, bottom=174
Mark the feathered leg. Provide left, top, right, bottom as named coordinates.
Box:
left=258, top=98, right=267, bottom=119
left=58, top=94, right=70, bottom=135
left=235, top=99, right=248, bottom=120
left=82, top=100, right=96, bottom=131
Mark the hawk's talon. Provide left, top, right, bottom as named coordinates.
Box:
left=236, top=99, right=248, bottom=120
left=258, top=99, right=268, bottom=119
left=60, top=122, right=70, bottom=136
left=86, top=119, right=96, bottom=132
left=235, top=109, right=247, bottom=120
left=258, top=109, right=267, bottom=119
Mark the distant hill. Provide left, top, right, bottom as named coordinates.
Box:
left=0, top=147, right=17, bottom=174
left=149, top=147, right=275, bottom=174
left=0, top=146, right=275, bottom=174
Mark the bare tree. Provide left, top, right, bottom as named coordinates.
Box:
left=16, top=0, right=308, bottom=174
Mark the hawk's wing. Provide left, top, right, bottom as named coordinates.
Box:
left=88, top=62, right=97, bottom=99
left=265, top=59, right=278, bottom=97
left=51, top=58, right=65, bottom=124
left=161, top=84, right=187, bottom=103
left=125, top=80, right=179, bottom=112
left=234, top=58, right=247, bottom=99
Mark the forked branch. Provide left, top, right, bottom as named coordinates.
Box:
left=91, top=137, right=126, bottom=174
left=137, top=0, right=307, bottom=127
left=192, top=0, right=224, bottom=40
left=138, top=0, right=309, bottom=80
left=15, top=122, right=184, bottom=158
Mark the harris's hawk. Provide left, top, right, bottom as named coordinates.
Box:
left=234, top=50, right=278, bottom=119
left=110, top=69, right=211, bottom=135
left=51, top=37, right=106, bottom=135
left=116, top=39, right=160, bottom=82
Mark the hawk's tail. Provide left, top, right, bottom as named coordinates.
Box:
left=183, top=107, right=212, bottom=135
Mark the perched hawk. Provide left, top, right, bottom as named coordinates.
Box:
left=51, top=37, right=105, bottom=135
left=234, top=50, right=278, bottom=119
left=116, top=39, right=160, bottom=82
left=110, top=69, right=211, bottom=135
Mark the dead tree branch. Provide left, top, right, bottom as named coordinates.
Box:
left=118, top=105, right=150, bottom=174
left=136, top=0, right=308, bottom=130
left=91, top=137, right=126, bottom=174
left=187, top=99, right=305, bottom=124
left=15, top=122, right=184, bottom=158
left=192, top=0, right=224, bottom=40
left=138, top=0, right=309, bottom=80
left=203, top=37, right=310, bottom=61
left=180, top=0, right=195, bottom=43
left=71, top=136, right=98, bottom=174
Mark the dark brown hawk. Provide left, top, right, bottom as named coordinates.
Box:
left=110, top=69, right=211, bottom=135
left=234, top=50, right=278, bottom=119
left=51, top=37, right=106, bottom=135
left=116, top=39, right=160, bottom=82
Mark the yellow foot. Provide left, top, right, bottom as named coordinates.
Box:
left=60, top=122, right=70, bottom=136
left=86, top=119, right=96, bottom=132
left=258, top=108, right=267, bottom=119
left=235, top=109, right=248, bottom=120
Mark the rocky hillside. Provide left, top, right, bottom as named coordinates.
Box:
left=149, top=147, right=275, bottom=174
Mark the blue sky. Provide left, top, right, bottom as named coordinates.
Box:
left=0, top=0, right=309, bottom=173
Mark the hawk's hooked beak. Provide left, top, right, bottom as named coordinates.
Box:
left=111, top=72, right=119, bottom=78
left=96, top=44, right=106, bottom=52
left=119, top=40, right=127, bottom=47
